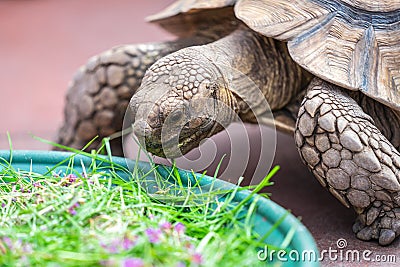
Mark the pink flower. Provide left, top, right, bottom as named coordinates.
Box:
left=67, top=174, right=77, bottom=183
left=2, top=237, right=13, bottom=248
left=145, top=228, right=162, bottom=244
left=68, top=209, right=77, bottom=215
left=122, top=257, right=144, bottom=267
left=68, top=202, right=80, bottom=215
left=191, top=252, right=203, bottom=265
left=122, top=236, right=136, bottom=250
left=174, top=223, right=185, bottom=234
left=159, top=221, right=172, bottom=231
left=100, top=239, right=120, bottom=254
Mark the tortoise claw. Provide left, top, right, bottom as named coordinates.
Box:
left=354, top=212, right=400, bottom=245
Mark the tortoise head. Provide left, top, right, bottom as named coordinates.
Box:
left=129, top=48, right=239, bottom=158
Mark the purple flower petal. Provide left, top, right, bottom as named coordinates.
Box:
left=69, top=209, right=77, bottom=216
left=159, top=221, right=172, bottom=231
left=174, top=223, right=185, bottom=234
left=2, top=237, right=13, bottom=248
left=176, top=262, right=186, bottom=267
left=145, top=228, right=162, bottom=244
left=100, top=259, right=117, bottom=266
left=122, top=257, right=144, bottom=267
left=191, top=252, right=203, bottom=265
left=122, top=236, right=136, bottom=250
left=109, top=240, right=121, bottom=254
left=68, top=202, right=80, bottom=215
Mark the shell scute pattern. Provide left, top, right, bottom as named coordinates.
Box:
left=235, top=0, right=400, bottom=110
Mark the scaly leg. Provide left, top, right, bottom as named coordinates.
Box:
left=296, top=78, right=400, bottom=245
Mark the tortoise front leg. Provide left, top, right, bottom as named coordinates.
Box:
left=57, top=39, right=206, bottom=155
left=295, top=78, right=400, bottom=245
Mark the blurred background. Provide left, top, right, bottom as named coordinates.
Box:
left=0, top=0, right=172, bottom=149
left=0, top=0, right=397, bottom=264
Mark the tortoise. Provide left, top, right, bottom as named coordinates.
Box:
left=57, top=0, right=400, bottom=245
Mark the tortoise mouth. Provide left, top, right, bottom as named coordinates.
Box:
left=141, top=118, right=217, bottom=158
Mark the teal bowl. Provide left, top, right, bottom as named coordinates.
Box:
left=0, top=150, right=319, bottom=266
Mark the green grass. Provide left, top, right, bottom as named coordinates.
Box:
left=0, top=140, right=284, bottom=267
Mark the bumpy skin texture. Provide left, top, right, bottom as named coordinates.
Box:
left=129, top=27, right=307, bottom=157
left=130, top=49, right=235, bottom=158
left=296, top=78, right=400, bottom=245
left=57, top=40, right=202, bottom=155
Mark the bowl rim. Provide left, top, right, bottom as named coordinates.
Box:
left=0, top=150, right=320, bottom=266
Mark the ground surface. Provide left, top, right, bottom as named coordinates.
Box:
left=0, top=1, right=398, bottom=266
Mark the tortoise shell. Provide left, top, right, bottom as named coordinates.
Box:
left=235, top=0, right=400, bottom=111
left=149, top=0, right=400, bottom=111
left=147, top=0, right=236, bottom=37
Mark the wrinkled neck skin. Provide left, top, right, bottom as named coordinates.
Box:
left=349, top=91, right=400, bottom=151
left=193, top=26, right=306, bottom=123
left=130, top=26, right=306, bottom=158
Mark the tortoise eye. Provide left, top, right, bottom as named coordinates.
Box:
left=206, top=82, right=219, bottom=91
